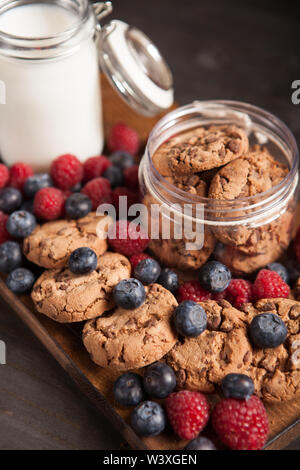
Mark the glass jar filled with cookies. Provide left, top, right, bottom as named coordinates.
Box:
left=139, top=101, right=299, bottom=275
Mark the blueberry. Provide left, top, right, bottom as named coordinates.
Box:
left=157, top=268, right=179, bottom=294
left=113, top=372, right=144, bottom=406
left=199, top=261, right=231, bottom=293
left=6, top=267, right=35, bottom=293
left=143, top=362, right=176, bottom=398
left=134, top=258, right=161, bottom=285
left=6, top=210, right=36, bottom=238
left=0, top=241, right=22, bottom=273
left=184, top=436, right=216, bottom=450
left=221, top=373, right=254, bottom=400
left=249, top=313, right=287, bottom=348
left=266, top=262, right=289, bottom=284
left=284, top=259, right=300, bottom=285
left=69, top=247, right=97, bottom=274
left=65, top=193, right=92, bottom=219
left=174, top=300, right=207, bottom=337
left=103, top=166, right=124, bottom=188
left=109, top=151, right=135, bottom=169
left=131, top=401, right=166, bottom=436
left=23, top=173, right=53, bottom=198
left=0, top=187, right=22, bottom=213
left=113, top=278, right=146, bottom=310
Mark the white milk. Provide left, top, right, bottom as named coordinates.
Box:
left=0, top=3, right=103, bottom=171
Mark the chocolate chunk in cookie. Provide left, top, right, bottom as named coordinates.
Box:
left=165, top=173, right=207, bottom=197
left=242, top=299, right=300, bottom=401
left=31, top=252, right=131, bottom=323
left=166, top=300, right=252, bottom=393
left=83, top=283, right=178, bottom=371
left=293, top=277, right=300, bottom=299
left=23, top=212, right=111, bottom=269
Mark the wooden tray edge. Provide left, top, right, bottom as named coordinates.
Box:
left=265, top=418, right=300, bottom=450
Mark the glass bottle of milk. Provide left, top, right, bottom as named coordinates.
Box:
left=0, top=1, right=103, bottom=171
left=0, top=0, right=173, bottom=171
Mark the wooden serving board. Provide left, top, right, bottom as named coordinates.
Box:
left=1, top=75, right=300, bottom=450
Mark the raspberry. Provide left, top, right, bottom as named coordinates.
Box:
left=166, top=391, right=210, bottom=440
left=9, top=162, right=34, bottom=191
left=124, top=165, right=139, bottom=189
left=81, top=177, right=112, bottom=210
left=130, top=253, right=152, bottom=271
left=0, top=211, right=11, bottom=244
left=177, top=280, right=212, bottom=303
left=212, top=396, right=269, bottom=450
left=0, top=164, right=9, bottom=189
left=252, top=269, right=290, bottom=300
left=83, top=155, right=112, bottom=182
left=294, top=227, right=300, bottom=264
left=225, top=279, right=253, bottom=308
left=112, top=187, right=139, bottom=213
left=108, top=220, right=149, bottom=256
left=108, top=123, right=140, bottom=155
left=34, top=187, right=65, bottom=221
left=51, top=154, right=83, bottom=190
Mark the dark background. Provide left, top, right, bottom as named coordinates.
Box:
left=0, top=0, right=300, bottom=450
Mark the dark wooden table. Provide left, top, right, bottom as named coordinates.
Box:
left=0, top=0, right=300, bottom=450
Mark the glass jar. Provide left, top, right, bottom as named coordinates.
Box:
left=139, top=100, right=299, bottom=275
left=0, top=0, right=173, bottom=171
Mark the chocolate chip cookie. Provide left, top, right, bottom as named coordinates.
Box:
left=31, top=252, right=131, bottom=323
left=153, top=125, right=249, bottom=177
left=166, top=298, right=300, bottom=402
left=23, top=212, right=111, bottom=269
left=293, top=277, right=300, bottom=298
left=83, top=283, right=178, bottom=371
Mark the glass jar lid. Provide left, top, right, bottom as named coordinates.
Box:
left=94, top=2, right=174, bottom=116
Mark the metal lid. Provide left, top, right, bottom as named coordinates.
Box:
left=93, top=2, right=174, bottom=116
